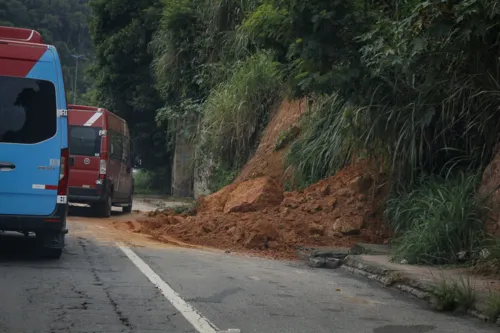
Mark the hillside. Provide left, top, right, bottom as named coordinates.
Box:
left=114, top=100, right=391, bottom=258
left=92, top=0, right=500, bottom=270
left=0, top=0, right=93, bottom=103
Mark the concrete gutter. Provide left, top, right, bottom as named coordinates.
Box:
left=340, top=255, right=491, bottom=323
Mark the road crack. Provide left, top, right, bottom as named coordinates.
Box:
left=78, top=237, right=134, bottom=331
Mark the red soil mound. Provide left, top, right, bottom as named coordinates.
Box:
left=235, top=99, right=307, bottom=186
left=126, top=161, right=390, bottom=259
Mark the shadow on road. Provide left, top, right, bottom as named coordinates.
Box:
left=0, top=232, right=48, bottom=262
left=68, top=205, right=126, bottom=218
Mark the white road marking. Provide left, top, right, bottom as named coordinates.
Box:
left=118, top=244, right=240, bottom=333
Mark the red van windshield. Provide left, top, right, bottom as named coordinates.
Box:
left=70, top=126, right=101, bottom=157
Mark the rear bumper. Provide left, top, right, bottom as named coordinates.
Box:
left=68, top=183, right=108, bottom=204
left=0, top=203, right=68, bottom=233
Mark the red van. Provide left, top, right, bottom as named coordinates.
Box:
left=67, top=105, right=134, bottom=217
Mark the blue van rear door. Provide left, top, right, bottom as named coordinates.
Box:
left=0, top=48, right=61, bottom=216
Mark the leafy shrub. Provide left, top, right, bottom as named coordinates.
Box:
left=386, top=172, right=486, bottom=265
left=433, top=276, right=476, bottom=312
left=485, top=292, right=500, bottom=322
left=202, top=51, right=283, bottom=169
left=208, top=164, right=239, bottom=193
left=133, top=170, right=154, bottom=194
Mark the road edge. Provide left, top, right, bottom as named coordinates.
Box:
left=340, top=255, right=491, bottom=323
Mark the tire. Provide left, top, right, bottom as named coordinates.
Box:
left=123, top=196, right=133, bottom=214
left=43, top=248, right=62, bottom=259
left=35, top=232, right=64, bottom=260
left=94, top=196, right=112, bottom=218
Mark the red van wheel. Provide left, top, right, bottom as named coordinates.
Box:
left=93, top=196, right=112, bottom=218
left=123, top=197, right=133, bottom=214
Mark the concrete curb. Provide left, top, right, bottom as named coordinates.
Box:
left=341, top=255, right=491, bottom=323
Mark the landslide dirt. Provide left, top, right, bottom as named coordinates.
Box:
left=113, top=162, right=390, bottom=259
left=235, top=99, right=307, bottom=186
left=112, top=99, right=391, bottom=259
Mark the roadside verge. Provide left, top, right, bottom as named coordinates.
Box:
left=299, top=244, right=499, bottom=325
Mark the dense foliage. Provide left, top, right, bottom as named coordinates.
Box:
left=0, top=0, right=93, bottom=102
left=286, top=0, right=500, bottom=187
left=385, top=173, right=486, bottom=264
left=18, top=0, right=500, bottom=193
left=88, top=0, right=172, bottom=190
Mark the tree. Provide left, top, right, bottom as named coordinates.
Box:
left=0, top=0, right=93, bottom=102
left=88, top=0, right=171, bottom=190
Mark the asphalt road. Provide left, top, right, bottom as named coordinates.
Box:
left=0, top=204, right=497, bottom=333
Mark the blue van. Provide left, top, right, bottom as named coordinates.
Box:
left=0, top=26, right=70, bottom=259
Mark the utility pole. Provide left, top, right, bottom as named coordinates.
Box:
left=71, top=54, right=85, bottom=104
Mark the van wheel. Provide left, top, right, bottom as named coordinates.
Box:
left=123, top=197, right=133, bottom=214
left=94, top=196, right=112, bottom=218
left=36, top=232, right=64, bottom=260
left=43, top=248, right=62, bottom=259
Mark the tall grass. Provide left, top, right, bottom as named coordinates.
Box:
left=201, top=50, right=283, bottom=168
left=385, top=172, right=487, bottom=265
left=285, top=94, right=368, bottom=188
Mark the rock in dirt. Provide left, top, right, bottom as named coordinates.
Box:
left=282, top=197, right=299, bottom=208
left=333, top=217, right=364, bottom=235
left=311, top=249, right=349, bottom=259
left=307, top=256, right=343, bottom=269
left=325, top=258, right=343, bottom=269
left=308, top=257, right=326, bottom=268
left=224, top=177, right=284, bottom=213
left=244, top=233, right=267, bottom=249
left=308, top=223, right=325, bottom=235
left=198, top=183, right=239, bottom=213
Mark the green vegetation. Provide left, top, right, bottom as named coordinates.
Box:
left=433, top=276, right=476, bottom=313
left=208, top=165, right=238, bottom=193
left=286, top=94, right=361, bottom=188
left=386, top=173, right=486, bottom=265
left=275, top=126, right=300, bottom=152
left=88, top=0, right=171, bottom=190
left=485, top=292, right=500, bottom=322
left=82, top=0, right=500, bottom=267
left=202, top=51, right=282, bottom=169
left=0, top=0, right=93, bottom=102
left=133, top=170, right=165, bottom=195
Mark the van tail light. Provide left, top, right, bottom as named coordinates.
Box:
left=99, top=151, right=107, bottom=178
left=99, top=160, right=107, bottom=176
left=58, top=148, right=69, bottom=195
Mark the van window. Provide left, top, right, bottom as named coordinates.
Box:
left=70, top=126, right=101, bottom=156
left=0, top=76, right=57, bottom=144
left=109, top=130, right=123, bottom=161
left=122, top=136, right=130, bottom=163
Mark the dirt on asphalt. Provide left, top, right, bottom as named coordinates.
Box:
left=110, top=161, right=391, bottom=260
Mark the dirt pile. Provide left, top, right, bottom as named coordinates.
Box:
left=120, top=161, right=390, bottom=258
left=235, top=99, right=307, bottom=186
left=223, top=177, right=284, bottom=213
